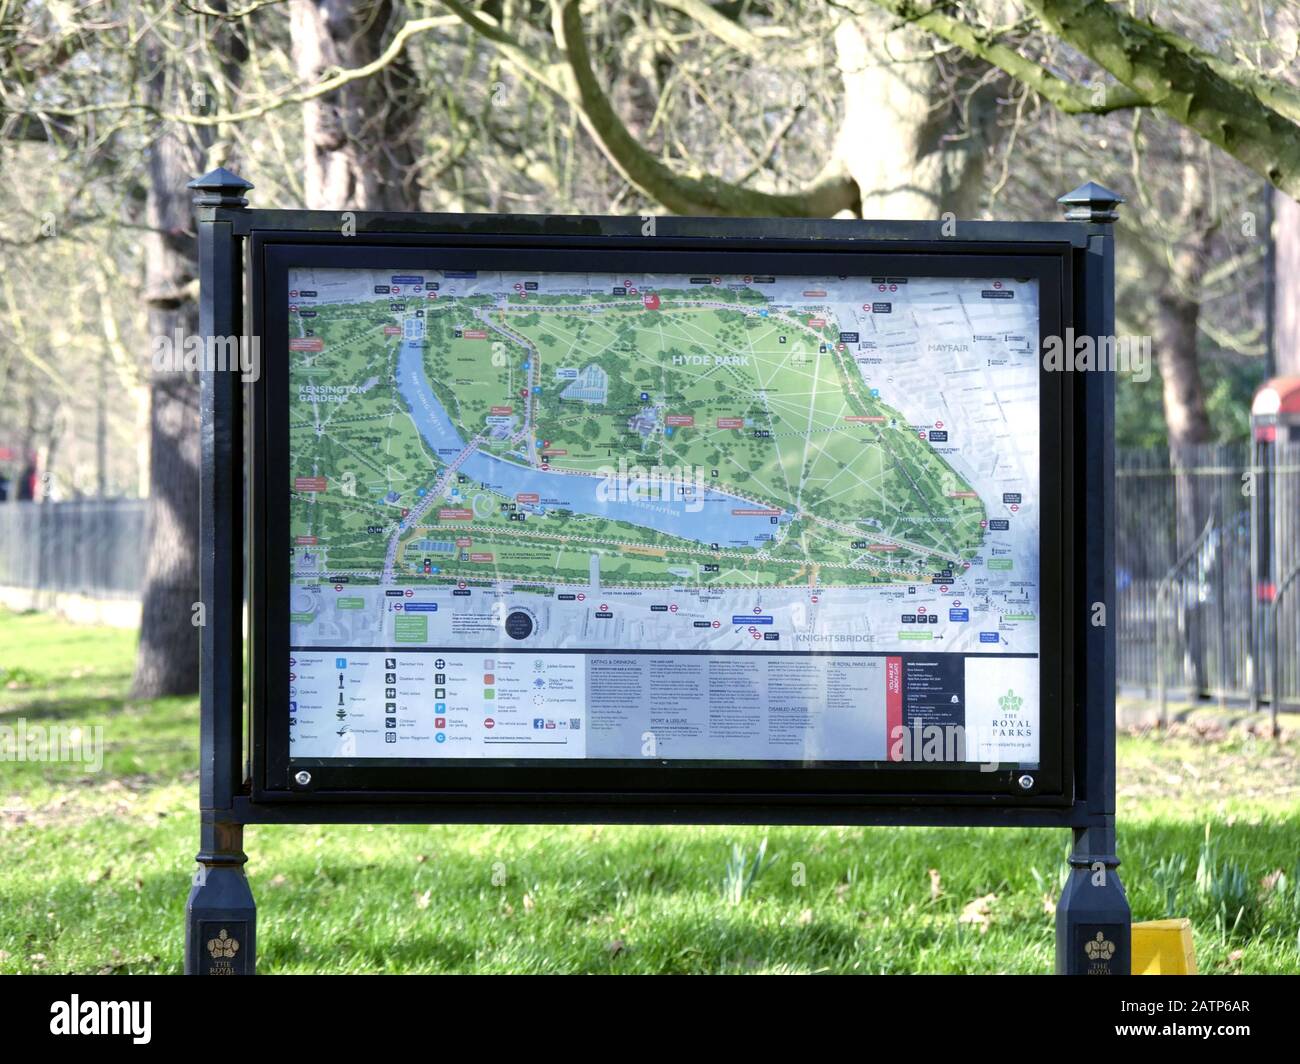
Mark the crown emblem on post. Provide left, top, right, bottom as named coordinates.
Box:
left=207, top=928, right=240, bottom=960
left=1084, top=931, right=1115, bottom=961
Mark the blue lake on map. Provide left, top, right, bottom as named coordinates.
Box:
left=396, top=339, right=781, bottom=548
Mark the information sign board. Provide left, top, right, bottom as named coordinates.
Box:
left=183, top=168, right=1130, bottom=975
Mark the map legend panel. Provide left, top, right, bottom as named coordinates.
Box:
left=288, top=648, right=1038, bottom=765
left=289, top=650, right=586, bottom=758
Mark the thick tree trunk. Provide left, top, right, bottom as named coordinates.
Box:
left=1274, top=188, right=1300, bottom=377
left=131, top=307, right=203, bottom=698
left=1157, top=158, right=1216, bottom=453
left=1158, top=286, right=1212, bottom=698
left=834, top=12, right=999, bottom=220
left=1156, top=200, right=1215, bottom=698
left=1147, top=154, right=1217, bottom=698
left=290, top=0, right=423, bottom=211
left=129, top=46, right=204, bottom=699
left=129, top=4, right=246, bottom=698
left=1155, top=291, right=1212, bottom=452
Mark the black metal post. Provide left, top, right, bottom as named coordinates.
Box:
left=1250, top=423, right=1273, bottom=715
left=1270, top=564, right=1300, bottom=737
left=1055, top=181, right=1132, bottom=974
left=184, top=167, right=256, bottom=975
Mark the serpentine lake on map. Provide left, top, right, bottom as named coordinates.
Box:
left=285, top=267, right=1042, bottom=764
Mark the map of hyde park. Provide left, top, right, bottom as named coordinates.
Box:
left=287, top=268, right=1042, bottom=657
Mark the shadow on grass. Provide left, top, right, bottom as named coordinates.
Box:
left=2, top=807, right=1296, bottom=973
left=0, top=691, right=136, bottom=722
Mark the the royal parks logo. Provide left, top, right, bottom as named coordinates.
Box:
left=207, top=928, right=240, bottom=961
left=201, top=926, right=244, bottom=972
left=1082, top=929, right=1120, bottom=974
left=998, top=688, right=1023, bottom=714
left=1084, top=931, right=1115, bottom=962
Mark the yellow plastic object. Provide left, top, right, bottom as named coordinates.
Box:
left=1131, top=919, right=1197, bottom=975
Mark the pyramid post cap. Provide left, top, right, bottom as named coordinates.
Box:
left=188, top=167, right=253, bottom=207
left=1058, top=181, right=1124, bottom=223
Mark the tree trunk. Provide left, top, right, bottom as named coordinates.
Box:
left=1159, top=296, right=1212, bottom=698
left=1155, top=290, right=1212, bottom=453
left=129, top=4, right=247, bottom=698
left=1157, top=157, right=1216, bottom=453
left=129, top=45, right=205, bottom=699
left=834, top=12, right=1000, bottom=220
left=130, top=308, right=203, bottom=698
left=290, top=0, right=424, bottom=211
left=1274, top=188, right=1300, bottom=376
left=1152, top=156, right=1217, bottom=698
left=17, top=393, right=39, bottom=501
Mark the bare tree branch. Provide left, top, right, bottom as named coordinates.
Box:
left=547, top=0, right=857, bottom=216
left=653, top=0, right=801, bottom=65
left=858, top=0, right=1149, bottom=115
left=3, top=13, right=461, bottom=128
left=1022, top=0, right=1300, bottom=198
left=436, top=0, right=858, bottom=216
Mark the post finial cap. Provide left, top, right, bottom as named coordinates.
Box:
left=1058, top=180, right=1124, bottom=223
left=188, top=167, right=253, bottom=208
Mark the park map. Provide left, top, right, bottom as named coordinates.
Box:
left=286, top=268, right=1041, bottom=660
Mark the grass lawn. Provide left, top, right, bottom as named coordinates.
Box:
left=2, top=607, right=1298, bottom=974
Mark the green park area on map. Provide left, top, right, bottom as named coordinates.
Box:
left=288, top=282, right=986, bottom=591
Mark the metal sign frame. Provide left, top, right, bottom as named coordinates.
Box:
left=183, top=168, right=1130, bottom=975
left=256, top=239, right=1072, bottom=807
